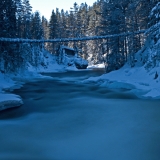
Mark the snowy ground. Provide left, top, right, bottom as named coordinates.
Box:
left=87, top=63, right=105, bottom=69
left=1, top=61, right=160, bottom=111
left=0, top=73, right=23, bottom=111
left=0, top=61, right=79, bottom=111
left=84, top=64, right=160, bottom=99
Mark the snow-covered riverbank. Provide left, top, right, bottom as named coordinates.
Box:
left=1, top=70, right=160, bottom=160
left=1, top=62, right=160, bottom=111
left=84, top=64, right=160, bottom=99
left=0, top=73, right=23, bottom=111
left=0, top=62, right=78, bottom=111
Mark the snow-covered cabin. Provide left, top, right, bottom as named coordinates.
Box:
left=58, top=45, right=77, bottom=57
left=57, top=45, right=88, bottom=69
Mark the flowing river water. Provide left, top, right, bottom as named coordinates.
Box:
left=0, top=69, right=160, bottom=160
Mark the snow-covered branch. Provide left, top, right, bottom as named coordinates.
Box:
left=0, top=30, right=147, bottom=43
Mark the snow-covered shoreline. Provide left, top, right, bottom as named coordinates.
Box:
left=84, top=64, right=160, bottom=99
left=0, top=63, right=79, bottom=111
left=1, top=62, right=160, bottom=112
left=0, top=73, right=23, bottom=111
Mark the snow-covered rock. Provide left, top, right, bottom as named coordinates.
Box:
left=74, top=57, right=88, bottom=69
left=0, top=94, right=23, bottom=111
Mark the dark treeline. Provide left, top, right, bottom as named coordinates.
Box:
left=53, top=0, right=158, bottom=71
left=0, top=0, right=159, bottom=73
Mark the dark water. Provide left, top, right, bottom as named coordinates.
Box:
left=0, top=69, right=160, bottom=160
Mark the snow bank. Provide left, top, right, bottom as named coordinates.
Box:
left=87, top=63, right=105, bottom=69
left=0, top=73, right=15, bottom=91
left=74, top=57, right=88, bottom=69
left=0, top=94, right=23, bottom=111
left=26, top=50, right=79, bottom=73
left=84, top=64, right=160, bottom=99
left=0, top=52, right=79, bottom=111
left=0, top=73, right=23, bottom=111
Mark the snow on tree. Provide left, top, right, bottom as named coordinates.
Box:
left=137, top=2, right=160, bottom=70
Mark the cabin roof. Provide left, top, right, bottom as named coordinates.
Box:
left=61, top=45, right=75, bottom=51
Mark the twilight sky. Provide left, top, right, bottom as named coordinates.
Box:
left=30, top=0, right=96, bottom=20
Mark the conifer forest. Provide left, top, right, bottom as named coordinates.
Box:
left=1, top=1, right=160, bottom=159
left=0, top=0, right=160, bottom=73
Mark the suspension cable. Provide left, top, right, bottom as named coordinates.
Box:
left=0, top=30, right=147, bottom=43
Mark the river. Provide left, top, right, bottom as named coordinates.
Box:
left=0, top=69, right=160, bottom=160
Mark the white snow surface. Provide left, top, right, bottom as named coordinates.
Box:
left=1, top=45, right=160, bottom=112
left=0, top=54, right=79, bottom=111
left=87, top=63, right=105, bottom=69
left=27, top=49, right=78, bottom=73
left=0, top=93, right=23, bottom=111
left=0, top=73, right=23, bottom=111
left=1, top=61, right=160, bottom=112
left=84, top=64, right=160, bottom=99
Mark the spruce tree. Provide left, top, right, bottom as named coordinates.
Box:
left=15, top=0, right=23, bottom=37
left=60, top=9, right=67, bottom=38
left=49, top=9, right=58, bottom=53
left=30, top=11, right=43, bottom=39
left=22, top=0, right=32, bottom=38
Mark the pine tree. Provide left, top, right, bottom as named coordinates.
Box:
left=142, top=2, right=160, bottom=69
left=106, top=0, right=129, bottom=71
left=21, top=0, right=32, bottom=38
left=147, top=2, right=160, bottom=47
left=49, top=9, right=58, bottom=53
left=78, top=3, right=89, bottom=59
left=0, top=0, right=20, bottom=73
left=42, top=16, right=49, bottom=39
left=30, top=11, right=43, bottom=39
left=15, top=0, right=23, bottom=37
left=42, top=16, right=49, bottom=50
left=0, top=0, right=17, bottom=38
left=55, top=8, right=62, bottom=38
left=60, top=9, right=67, bottom=38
